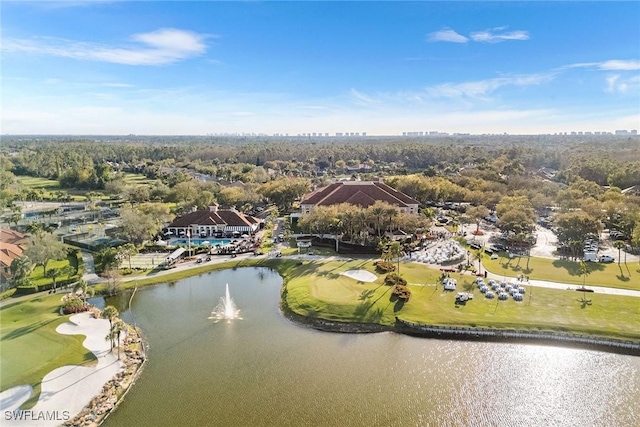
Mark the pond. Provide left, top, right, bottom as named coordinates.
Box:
left=104, top=267, right=640, bottom=426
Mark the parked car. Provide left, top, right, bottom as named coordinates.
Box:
left=598, top=255, right=614, bottom=263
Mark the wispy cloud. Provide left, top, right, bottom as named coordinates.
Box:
left=606, top=74, right=640, bottom=93
left=427, top=29, right=468, bottom=43
left=2, top=28, right=210, bottom=65
left=470, top=29, right=530, bottom=43
left=349, top=88, right=378, bottom=105
left=428, top=26, right=529, bottom=44
left=564, top=59, right=640, bottom=71
left=427, top=73, right=554, bottom=99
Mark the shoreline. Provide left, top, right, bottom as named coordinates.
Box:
left=3, top=260, right=638, bottom=425
left=0, top=313, right=145, bottom=427
left=63, top=322, right=145, bottom=427
left=280, top=299, right=640, bottom=357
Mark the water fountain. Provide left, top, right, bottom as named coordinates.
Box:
left=208, top=283, right=242, bottom=322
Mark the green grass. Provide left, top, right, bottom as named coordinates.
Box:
left=3, top=255, right=638, bottom=410
left=15, top=176, right=61, bottom=190
left=122, top=172, right=156, bottom=185
left=282, top=259, right=640, bottom=341
left=482, top=253, right=640, bottom=291
left=28, top=256, right=79, bottom=286
left=0, top=294, right=96, bottom=406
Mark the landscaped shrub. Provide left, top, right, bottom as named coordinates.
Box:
left=384, top=273, right=406, bottom=286
left=391, top=284, right=411, bottom=301
left=374, top=260, right=396, bottom=273
left=60, top=294, right=90, bottom=314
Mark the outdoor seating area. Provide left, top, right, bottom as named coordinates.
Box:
left=411, top=241, right=466, bottom=265
left=476, top=278, right=525, bottom=301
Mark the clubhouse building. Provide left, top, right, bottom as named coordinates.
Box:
left=300, top=181, right=420, bottom=215
left=166, top=205, right=262, bottom=238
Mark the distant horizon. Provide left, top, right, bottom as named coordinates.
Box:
left=2, top=2, right=639, bottom=135
left=4, top=130, right=638, bottom=138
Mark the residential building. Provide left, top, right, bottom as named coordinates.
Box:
left=0, top=228, right=26, bottom=281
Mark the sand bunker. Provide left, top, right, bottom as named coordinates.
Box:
left=0, top=313, right=124, bottom=427
left=340, top=270, right=377, bottom=282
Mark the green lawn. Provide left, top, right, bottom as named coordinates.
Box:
left=482, top=253, right=640, bottom=291
left=0, top=294, right=95, bottom=406
left=282, top=259, right=640, bottom=342
left=15, top=176, right=61, bottom=190
left=122, top=172, right=156, bottom=185
left=28, top=256, right=80, bottom=286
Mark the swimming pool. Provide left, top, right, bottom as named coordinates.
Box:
left=171, top=238, right=232, bottom=247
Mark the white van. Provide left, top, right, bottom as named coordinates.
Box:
left=583, top=251, right=597, bottom=262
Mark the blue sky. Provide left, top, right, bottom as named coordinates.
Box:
left=2, top=1, right=639, bottom=135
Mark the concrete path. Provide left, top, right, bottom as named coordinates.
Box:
left=79, top=251, right=101, bottom=285
left=483, top=269, right=640, bottom=298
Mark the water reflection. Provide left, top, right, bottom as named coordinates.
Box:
left=104, top=268, right=640, bottom=427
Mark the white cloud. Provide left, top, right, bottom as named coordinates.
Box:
left=598, top=60, right=640, bottom=71
left=2, top=28, right=209, bottom=65
left=427, top=29, right=468, bottom=43
left=470, top=29, right=530, bottom=43
left=563, top=59, right=640, bottom=71
left=427, top=73, right=554, bottom=99
left=428, top=27, right=529, bottom=44
left=606, top=74, right=640, bottom=93
left=349, top=88, right=378, bottom=105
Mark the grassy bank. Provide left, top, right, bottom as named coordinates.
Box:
left=281, top=259, right=640, bottom=342
left=95, top=256, right=640, bottom=342
left=3, top=256, right=638, bottom=408
left=0, top=294, right=95, bottom=405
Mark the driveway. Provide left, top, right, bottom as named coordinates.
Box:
left=530, top=225, right=558, bottom=259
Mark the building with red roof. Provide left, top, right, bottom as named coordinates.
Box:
left=0, top=228, right=26, bottom=281
left=166, top=205, right=262, bottom=237
left=300, top=181, right=419, bottom=215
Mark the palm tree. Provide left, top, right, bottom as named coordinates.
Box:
left=111, top=319, right=126, bottom=360
left=384, top=207, right=398, bottom=235
left=45, top=267, right=62, bottom=292
left=383, top=241, right=403, bottom=283
left=73, top=279, right=94, bottom=302
left=10, top=256, right=32, bottom=288
left=377, top=240, right=394, bottom=264
left=101, top=306, right=119, bottom=350
left=368, top=204, right=387, bottom=237
left=578, top=260, right=591, bottom=297
left=105, top=329, right=117, bottom=355
left=119, top=243, right=138, bottom=269
left=356, top=210, right=368, bottom=243
left=61, top=264, right=77, bottom=281
left=613, top=240, right=625, bottom=266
